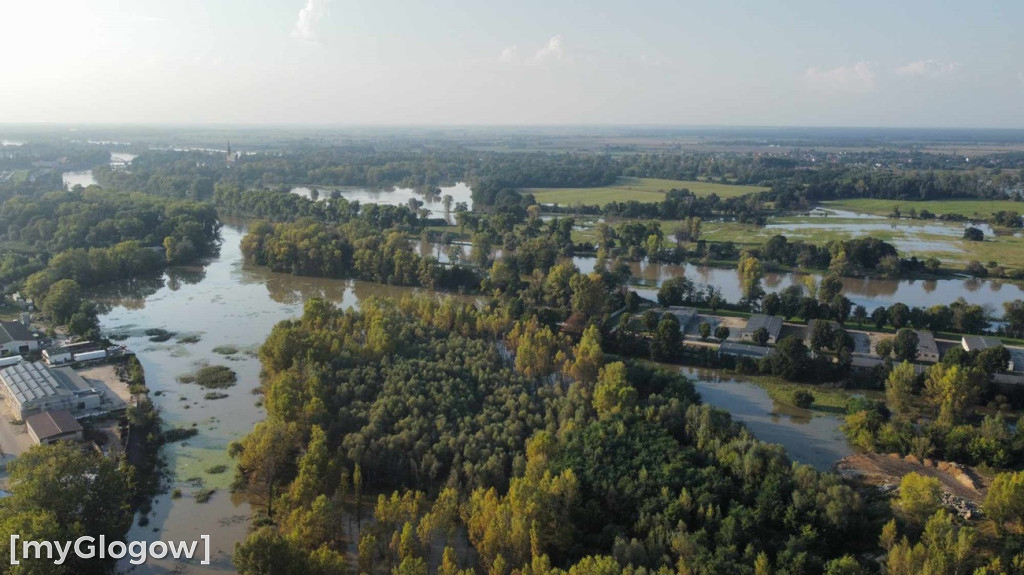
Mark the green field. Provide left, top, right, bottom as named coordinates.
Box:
left=526, top=177, right=767, bottom=206
left=822, top=198, right=1024, bottom=218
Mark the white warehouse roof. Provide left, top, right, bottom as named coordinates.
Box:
left=0, top=362, right=72, bottom=406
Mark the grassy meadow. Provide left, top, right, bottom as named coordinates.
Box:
left=526, top=177, right=767, bottom=206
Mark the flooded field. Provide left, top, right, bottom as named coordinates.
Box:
left=62, top=170, right=97, bottom=189
left=291, top=182, right=473, bottom=219
left=573, top=256, right=1024, bottom=316
left=684, top=368, right=854, bottom=470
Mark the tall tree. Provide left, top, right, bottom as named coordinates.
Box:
left=885, top=361, right=918, bottom=418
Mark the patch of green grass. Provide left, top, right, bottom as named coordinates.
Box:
left=205, top=464, right=228, bottom=475
left=526, top=177, right=767, bottom=207
left=176, top=334, right=202, bottom=344
left=744, top=374, right=883, bottom=413
left=179, top=365, right=237, bottom=389
left=145, top=328, right=176, bottom=343
left=212, top=345, right=238, bottom=355
left=194, top=488, right=215, bottom=504
left=163, top=427, right=199, bottom=443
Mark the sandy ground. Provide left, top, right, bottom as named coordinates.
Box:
left=0, top=397, right=34, bottom=459
left=835, top=452, right=989, bottom=504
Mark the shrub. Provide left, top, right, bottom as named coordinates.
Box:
left=792, top=390, right=815, bottom=409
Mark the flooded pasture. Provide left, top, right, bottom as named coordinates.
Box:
left=684, top=368, right=854, bottom=470
left=291, top=182, right=473, bottom=219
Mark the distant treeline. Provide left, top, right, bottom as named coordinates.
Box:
left=85, top=145, right=1024, bottom=212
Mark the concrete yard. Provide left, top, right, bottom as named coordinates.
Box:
left=76, top=364, right=133, bottom=408
left=0, top=397, right=34, bottom=458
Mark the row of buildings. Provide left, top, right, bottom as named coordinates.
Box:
left=717, top=313, right=1024, bottom=372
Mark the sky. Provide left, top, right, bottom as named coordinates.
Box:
left=1, top=0, right=1022, bottom=128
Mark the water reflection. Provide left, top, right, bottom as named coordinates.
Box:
left=62, top=170, right=96, bottom=189
left=572, top=256, right=1024, bottom=315
left=291, top=182, right=473, bottom=219
left=683, top=367, right=854, bottom=470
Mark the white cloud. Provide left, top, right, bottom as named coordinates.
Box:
left=498, top=36, right=568, bottom=64
left=498, top=46, right=518, bottom=63
left=534, top=35, right=564, bottom=62
left=292, top=0, right=331, bottom=44
left=895, top=59, right=960, bottom=77
left=803, top=62, right=876, bottom=94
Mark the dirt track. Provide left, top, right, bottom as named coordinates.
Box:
left=834, top=452, right=990, bottom=504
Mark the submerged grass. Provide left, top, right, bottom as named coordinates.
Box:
left=178, top=365, right=238, bottom=389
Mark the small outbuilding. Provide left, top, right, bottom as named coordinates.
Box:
left=25, top=409, right=83, bottom=445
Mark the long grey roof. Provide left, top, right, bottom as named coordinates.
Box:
left=720, top=342, right=772, bottom=358
left=0, top=320, right=33, bottom=345
left=0, top=362, right=72, bottom=406
left=915, top=330, right=938, bottom=355
left=963, top=335, right=1003, bottom=351
left=746, top=314, right=784, bottom=336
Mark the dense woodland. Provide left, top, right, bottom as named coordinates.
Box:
left=241, top=220, right=478, bottom=291
left=232, top=297, right=876, bottom=574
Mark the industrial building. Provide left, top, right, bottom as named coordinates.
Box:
left=0, top=362, right=107, bottom=420
left=25, top=409, right=83, bottom=445
left=0, top=319, right=37, bottom=357
left=741, top=314, right=784, bottom=344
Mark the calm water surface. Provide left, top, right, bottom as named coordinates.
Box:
left=683, top=367, right=854, bottom=470
left=62, top=170, right=97, bottom=189
left=291, top=182, right=473, bottom=219
left=573, top=257, right=1024, bottom=316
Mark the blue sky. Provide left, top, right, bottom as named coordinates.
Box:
left=1, top=0, right=1022, bottom=127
